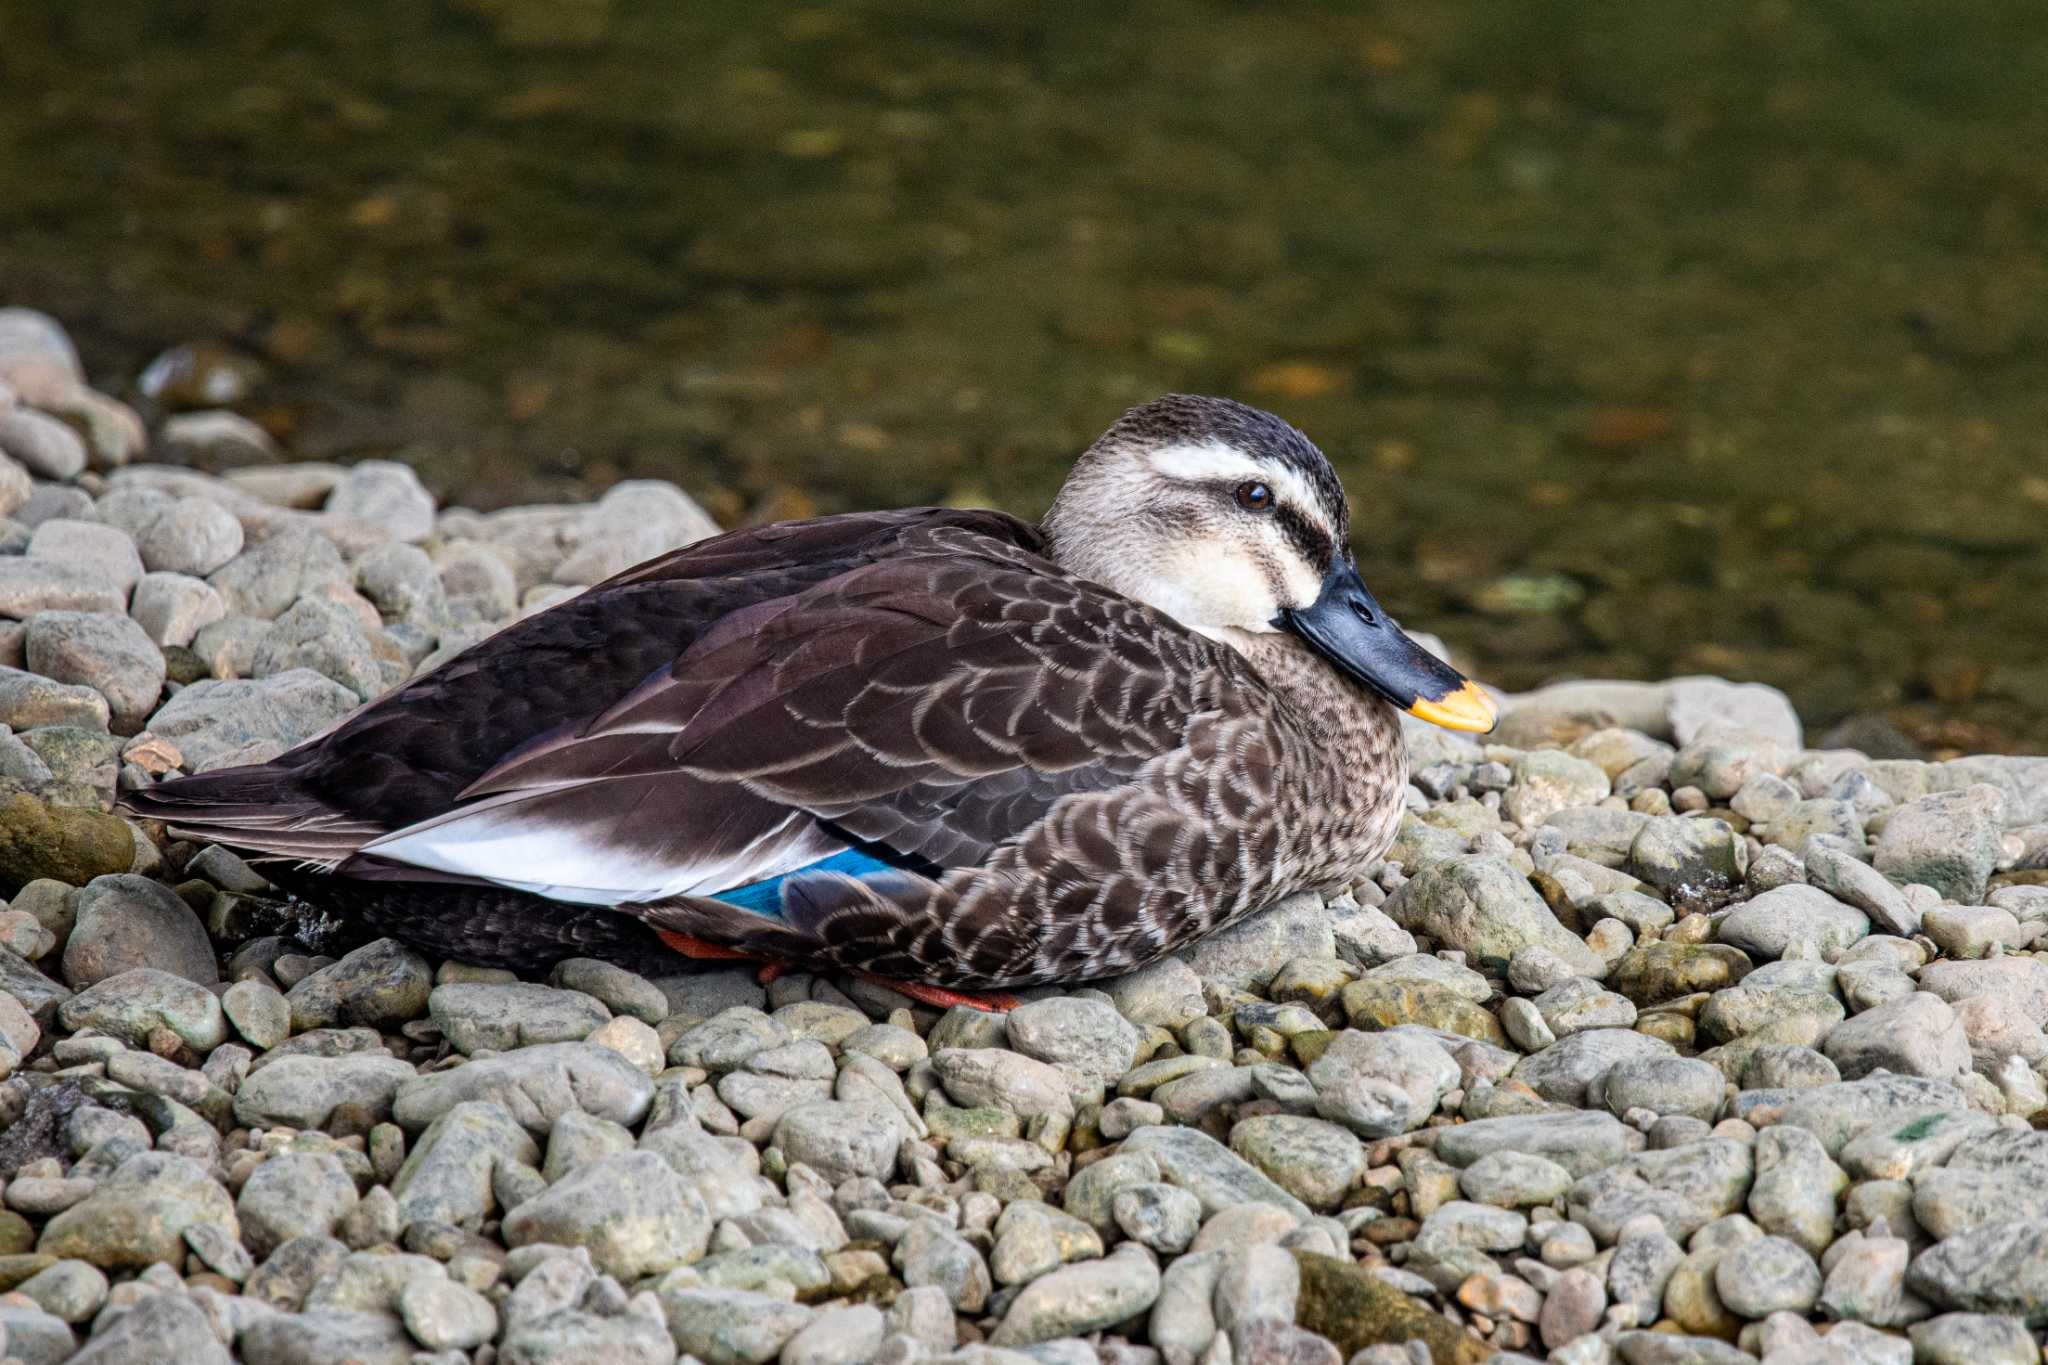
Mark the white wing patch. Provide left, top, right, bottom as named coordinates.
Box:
left=360, top=794, right=838, bottom=905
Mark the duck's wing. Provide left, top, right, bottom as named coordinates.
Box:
left=123, top=508, right=1038, bottom=858
left=344, top=520, right=1270, bottom=908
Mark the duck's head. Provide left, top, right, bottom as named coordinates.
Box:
left=1043, top=394, right=1497, bottom=733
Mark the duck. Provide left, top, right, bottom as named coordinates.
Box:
left=122, top=395, right=1496, bottom=1011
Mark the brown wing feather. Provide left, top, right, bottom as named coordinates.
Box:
left=439, top=522, right=1268, bottom=875
left=123, top=507, right=1039, bottom=852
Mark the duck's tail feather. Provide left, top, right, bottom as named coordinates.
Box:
left=118, top=765, right=386, bottom=867
left=265, top=864, right=691, bottom=974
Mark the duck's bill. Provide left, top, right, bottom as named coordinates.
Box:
left=1279, top=559, right=1499, bottom=734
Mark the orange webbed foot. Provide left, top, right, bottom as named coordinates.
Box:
left=855, top=972, right=1019, bottom=1013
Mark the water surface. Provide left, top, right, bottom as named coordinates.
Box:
left=4, top=1, right=2046, bottom=749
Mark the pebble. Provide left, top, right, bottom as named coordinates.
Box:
left=398, top=1042, right=656, bottom=1136
left=931, top=1046, right=1077, bottom=1120
left=1305, top=1027, right=1459, bottom=1136
left=990, top=1246, right=1162, bottom=1346
left=29, top=519, right=144, bottom=593
left=1875, top=785, right=2007, bottom=904
left=1823, top=989, right=1971, bottom=1080
left=1514, top=1028, right=1676, bottom=1106
left=61, top=873, right=218, bottom=989
left=430, top=980, right=611, bottom=1053
left=1227, top=1114, right=1364, bottom=1210
left=238, top=1152, right=359, bottom=1257
left=1385, top=856, right=1604, bottom=976
left=1567, top=1138, right=1754, bottom=1243
left=24, top=611, right=165, bottom=734
left=233, top=1052, right=419, bottom=1128
left=503, top=1151, right=710, bottom=1279
left=146, top=668, right=359, bottom=770
left=1113, top=1181, right=1203, bottom=1252
left=1598, top=1055, right=1725, bottom=1122
left=1457, top=1150, right=1572, bottom=1208
left=1178, top=890, right=1335, bottom=990
left=57, top=967, right=227, bottom=1049
left=1908, top=1312, right=2042, bottom=1365
left=0, top=408, right=88, bottom=479
left=1713, top=1234, right=1821, bottom=1317
left=774, top=1100, right=904, bottom=1183
left=36, top=1151, right=235, bottom=1270
left=1005, top=995, right=1142, bottom=1092
left=397, top=1274, right=500, bottom=1350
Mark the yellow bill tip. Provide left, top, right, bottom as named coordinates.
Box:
left=1407, top=679, right=1499, bottom=734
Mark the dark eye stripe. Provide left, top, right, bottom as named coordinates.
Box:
left=1273, top=505, right=1333, bottom=571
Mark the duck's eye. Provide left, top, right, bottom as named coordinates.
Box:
left=1234, top=481, right=1274, bottom=512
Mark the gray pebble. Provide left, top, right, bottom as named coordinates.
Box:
left=25, top=610, right=164, bottom=733
left=239, top=1151, right=359, bottom=1257
left=1713, top=1234, right=1821, bottom=1318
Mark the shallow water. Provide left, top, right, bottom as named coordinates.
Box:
left=4, top=1, right=2046, bottom=750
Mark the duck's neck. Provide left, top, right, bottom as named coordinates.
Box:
left=1212, top=628, right=1405, bottom=761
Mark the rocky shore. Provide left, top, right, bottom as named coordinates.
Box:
left=0, top=306, right=2043, bottom=1365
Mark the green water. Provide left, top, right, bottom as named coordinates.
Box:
left=5, top=1, right=2047, bottom=751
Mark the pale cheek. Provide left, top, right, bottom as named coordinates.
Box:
left=1278, top=555, right=1325, bottom=609
left=1145, top=544, right=1281, bottom=633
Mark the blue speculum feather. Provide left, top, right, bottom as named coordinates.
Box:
left=710, top=847, right=897, bottom=918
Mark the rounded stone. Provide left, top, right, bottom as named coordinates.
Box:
left=1227, top=1114, right=1366, bottom=1210
left=1457, top=1151, right=1573, bottom=1209
left=1714, top=1234, right=1822, bottom=1318
left=772, top=1100, right=904, bottom=1184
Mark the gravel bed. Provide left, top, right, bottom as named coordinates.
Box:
left=0, top=306, right=2045, bottom=1365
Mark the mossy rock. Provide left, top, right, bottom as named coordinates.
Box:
left=1339, top=978, right=1509, bottom=1047
left=1294, top=1251, right=1488, bottom=1364
left=0, top=1253, right=57, bottom=1290
left=1610, top=941, right=1753, bottom=1007
left=0, top=792, right=133, bottom=895
left=1289, top=1028, right=1341, bottom=1068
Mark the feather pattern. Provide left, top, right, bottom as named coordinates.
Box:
left=122, top=397, right=1435, bottom=989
